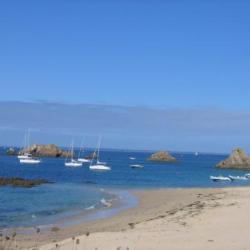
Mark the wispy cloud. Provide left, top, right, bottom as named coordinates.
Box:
left=0, top=101, right=250, bottom=152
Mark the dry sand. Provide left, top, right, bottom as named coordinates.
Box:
left=4, top=187, right=250, bottom=250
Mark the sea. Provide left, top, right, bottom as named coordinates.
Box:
left=0, top=148, right=249, bottom=229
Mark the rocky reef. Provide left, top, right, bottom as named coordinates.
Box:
left=148, top=151, right=177, bottom=162
left=19, top=144, right=72, bottom=158
left=0, top=177, right=51, bottom=188
left=216, top=148, right=250, bottom=169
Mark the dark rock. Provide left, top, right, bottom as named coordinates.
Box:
left=0, top=177, right=51, bottom=188
left=20, top=144, right=72, bottom=158
left=216, top=148, right=250, bottom=169
left=148, top=151, right=177, bottom=162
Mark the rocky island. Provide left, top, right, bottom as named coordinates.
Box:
left=19, top=144, right=72, bottom=158
left=6, top=147, right=17, bottom=156
left=148, top=151, right=177, bottom=162
left=216, top=148, right=250, bottom=169
left=0, top=177, right=51, bottom=188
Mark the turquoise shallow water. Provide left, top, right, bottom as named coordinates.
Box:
left=0, top=148, right=249, bottom=228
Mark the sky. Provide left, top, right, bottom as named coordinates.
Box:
left=0, top=0, right=250, bottom=152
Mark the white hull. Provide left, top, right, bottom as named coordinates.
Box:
left=20, top=158, right=41, bottom=164
left=18, top=154, right=32, bottom=159
left=229, top=175, right=248, bottom=181
left=210, top=176, right=231, bottom=181
left=129, top=157, right=136, bottom=160
left=97, top=160, right=106, bottom=165
left=89, top=164, right=111, bottom=171
left=130, top=164, right=144, bottom=169
left=65, top=161, right=82, bottom=167
left=77, top=158, right=91, bottom=163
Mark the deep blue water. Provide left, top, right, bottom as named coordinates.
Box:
left=0, top=148, right=250, bottom=229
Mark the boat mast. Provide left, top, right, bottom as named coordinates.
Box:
left=71, top=140, right=74, bottom=161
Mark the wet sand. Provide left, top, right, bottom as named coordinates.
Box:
left=4, top=187, right=250, bottom=249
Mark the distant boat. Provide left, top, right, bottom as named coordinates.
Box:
left=77, top=138, right=91, bottom=163
left=20, top=157, right=41, bottom=164
left=65, top=159, right=82, bottom=167
left=89, top=137, right=111, bottom=171
left=18, top=130, right=41, bottom=164
left=18, top=153, right=32, bottom=159
left=229, top=175, right=248, bottom=181
left=18, top=129, right=32, bottom=160
left=130, top=164, right=144, bottom=169
left=194, top=152, right=199, bottom=156
left=89, top=164, right=111, bottom=171
left=65, top=141, right=82, bottom=168
left=78, top=158, right=91, bottom=163
left=129, top=157, right=136, bottom=160
left=210, top=176, right=231, bottom=181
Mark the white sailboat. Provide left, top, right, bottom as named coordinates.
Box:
left=65, top=141, right=82, bottom=167
left=19, top=129, right=41, bottom=164
left=89, top=137, right=111, bottom=171
left=77, top=139, right=91, bottom=163
left=18, top=130, right=32, bottom=159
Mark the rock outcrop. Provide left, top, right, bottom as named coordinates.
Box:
left=148, top=151, right=177, bottom=162
left=6, top=147, right=17, bottom=156
left=216, top=148, right=250, bottom=169
left=20, top=144, right=72, bottom=158
left=0, top=177, right=51, bottom=188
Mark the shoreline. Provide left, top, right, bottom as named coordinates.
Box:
left=6, top=186, right=250, bottom=249
left=0, top=188, right=138, bottom=234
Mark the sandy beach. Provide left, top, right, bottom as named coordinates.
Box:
left=4, top=186, right=250, bottom=250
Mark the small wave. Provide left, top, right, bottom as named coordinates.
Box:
left=100, top=198, right=112, bottom=208
left=85, top=205, right=96, bottom=210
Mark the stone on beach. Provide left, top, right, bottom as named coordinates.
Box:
left=216, top=148, right=250, bottom=169
left=148, top=151, right=177, bottom=162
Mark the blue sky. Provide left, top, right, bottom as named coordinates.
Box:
left=0, top=1, right=250, bottom=151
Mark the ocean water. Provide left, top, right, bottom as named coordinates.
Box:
left=0, top=148, right=249, bottom=229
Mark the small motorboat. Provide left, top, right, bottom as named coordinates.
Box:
left=20, top=157, right=41, bottom=164
left=129, top=157, right=136, bottom=160
left=210, top=176, right=231, bottom=182
left=89, top=164, right=111, bottom=171
left=245, top=173, right=250, bottom=178
left=130, top=164, right=144, bottom=169
left=228, top=175, right=248, bottom=181
left=65, top=159, right=82, bottom=167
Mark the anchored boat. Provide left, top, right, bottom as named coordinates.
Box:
left=210, top=176, right=231, bottom=181
left=89, top=137, right=111, bottom=171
